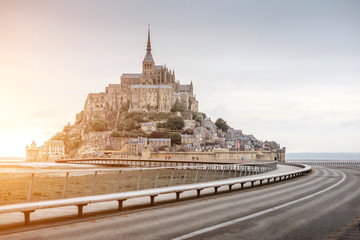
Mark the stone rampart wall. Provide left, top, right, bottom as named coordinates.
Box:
left=149, top=149, right=285, bottom=162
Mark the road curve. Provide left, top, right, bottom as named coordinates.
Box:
left=1, top=166, right=359, bottom=240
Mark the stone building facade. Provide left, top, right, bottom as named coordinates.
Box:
left=82, top=26, right=198, bottom=123
left=26, top=140, right=65, bottom=161
left=129, top=137, right=147, bottom=156
left=148, top=138, right=171, bottom=151
left=26, top=140, right=38, bottom=161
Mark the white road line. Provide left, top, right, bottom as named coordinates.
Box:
left=173, top=169, right=346, bottom=240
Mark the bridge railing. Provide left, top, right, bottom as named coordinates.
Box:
left=0, top=162, right=276, bottom=206
left=56, top=157, right=274, bottom=167
left=286, top=160, right=360, bottom=168
left=0, top=163, right=309, bottom=225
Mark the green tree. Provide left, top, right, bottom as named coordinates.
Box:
left=150, top=130, right=167, bottom=138
left=166, top=116, right=185, bottom=130
left=182, top=128, right=194, bottom=134
left=111, top=131, right=122, bottom=137
left=169, top=132, right=182, bottom=145
left=133, top=115, right=145, bottom=123
left=117, top=121, right=125, bottom=131
left=125, top=112, right=138, bottom=119
left=215, top=118, right=229, bottom=132
left=157, top=122, right=167, bottom=128
left=125, top=121, right=137, bottom=131
left=193, top=112, right=206, bottom=122
left=90, top=119, right=108, bottom=132
left=84, top=119, right=107, bottom=132
left=171, top=99, right=186, bottom=112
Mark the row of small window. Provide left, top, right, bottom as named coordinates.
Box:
left=48, top=146, right=64, bottom=152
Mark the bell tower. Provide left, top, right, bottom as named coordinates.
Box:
left=141, top=24, right=155, bottom=84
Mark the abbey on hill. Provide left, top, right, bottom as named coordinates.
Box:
left=26, top=26, right=285, bottom=162
left=84, top=26, right=198, bottom=123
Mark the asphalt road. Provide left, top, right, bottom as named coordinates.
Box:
left=1, top=166, right=359, bottom=240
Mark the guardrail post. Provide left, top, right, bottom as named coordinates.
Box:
left=150, top=195, right=156, bottom=205
left=228, top=184, right=233, bottom=192
left=170, top=170, right=174, bottom=186
left=62, top=172, right=69, bottom=198
left=22, top=210, right=35, bottom=225
left=197, top=189, right=202, bottom=197
left=183, top=169, right=187, bottom=184
left=77, top=204, right=87, bottom=217
left=92, top=171, right=98, bottom=195
left=176, top=192, right=181, bottom=200
left=137, top=170, right=142, bottom=190
left=154, top=169, right=160, bottom=188
left=27, top=173, right=35, bottom=202
left=241, top=183, right=245, bottom=189
left=214, top=186, right=219, bottom=194
left=204, top=167, right=209, bottom=182
left=267, top=178, right=270, bottom=184
left=117, top=200, right=124, bottom=210
left=194, top=168, right=199, bottom=183
left=116, top=170, right=122, bottom=192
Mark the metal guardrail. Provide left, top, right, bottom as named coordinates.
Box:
left=0, top=163, right=276, bottom=206
left=56, top=158, right=273, bottom=167
left=286, top=160, right=360, bottom=168
left=0, top=163, right=310, bottom=225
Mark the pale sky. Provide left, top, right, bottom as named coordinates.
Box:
left=0, top=0, right=359, bottom=157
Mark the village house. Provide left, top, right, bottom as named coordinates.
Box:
left=26, top=140, right=65, bottom=161
left=148, top=138, right=171, bottom=151
left=140, top=123, right=157, bottom=134
left=129, top=137, right=147, bottom=156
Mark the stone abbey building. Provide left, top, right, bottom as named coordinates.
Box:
left=83, top=26, right=198, bottom=121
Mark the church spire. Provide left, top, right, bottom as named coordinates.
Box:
left=147, top=24, right=151, bottom=52
left=143, top=24, right=154, bottom=63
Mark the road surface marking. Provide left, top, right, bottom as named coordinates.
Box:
left=173, top=169, right=346, bottom=240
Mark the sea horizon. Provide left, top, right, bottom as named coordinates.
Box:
left=0, top=157, right=25, bottom=162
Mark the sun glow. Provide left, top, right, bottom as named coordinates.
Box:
left=0, top=128, right=57, bottom=158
